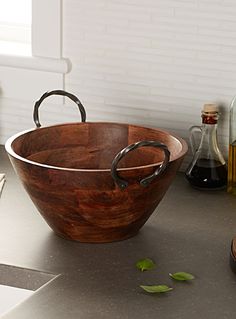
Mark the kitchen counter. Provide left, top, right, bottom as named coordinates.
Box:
left=1, top=145, right=236, bottom=319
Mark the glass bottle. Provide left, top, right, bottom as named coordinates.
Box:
left=228, top=96, right=236, bottom=194
left=185, top=104, right=227, bottom=190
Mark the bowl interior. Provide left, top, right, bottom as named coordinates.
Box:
left=9, top=122, right=186, bottom=170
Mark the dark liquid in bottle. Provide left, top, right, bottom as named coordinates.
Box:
left=185, top=158, right=227, bottom=189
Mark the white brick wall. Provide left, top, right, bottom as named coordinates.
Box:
left=2, top=0, right=236, bottom=170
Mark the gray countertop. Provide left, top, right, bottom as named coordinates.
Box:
left=1, top=145, right=236, bottom=318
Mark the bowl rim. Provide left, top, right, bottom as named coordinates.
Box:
left=5, top=122, right=188, bottom=172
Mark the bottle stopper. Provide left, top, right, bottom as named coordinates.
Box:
left=203, top=103, right=218, bottom=113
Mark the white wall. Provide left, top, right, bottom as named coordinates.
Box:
left=1, top=0, right=236, bottom=169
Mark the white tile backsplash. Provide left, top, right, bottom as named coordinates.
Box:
left=1, top=0, right=234, bottom=169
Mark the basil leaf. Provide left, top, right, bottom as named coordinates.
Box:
left=140, top=285, right=173, bottom=293
left=135, top=258, right=156, bottom=272
left=169, top=272, right=195, bottom=281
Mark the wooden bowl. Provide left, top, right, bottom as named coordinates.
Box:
left=5, top=91, right=188, bottom=243
left=230, top=237, right=236, bottom=273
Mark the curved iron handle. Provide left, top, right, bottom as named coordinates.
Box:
left=33, top=90, right=86, bottom=128
left=111, top=140, right=170, bottom=190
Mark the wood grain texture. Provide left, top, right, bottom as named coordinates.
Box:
left=230, top=237, right=236, bottom=273
left=6, top=122, right=187, bottom=243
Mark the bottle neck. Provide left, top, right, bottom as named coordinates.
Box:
left=202, top=123, right=217, bottom=131
left=201, top=112, right=219, bottom=144
left=201, top=112, right=218, bottom=124
left=202, top=112, right=218, bottom=145
left=201, top=123, right=218, bottom=144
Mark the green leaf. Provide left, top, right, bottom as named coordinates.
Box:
left=140, top=285, right=173, bottom=293
left=135, top=258, right=156, bottom=272
left=169, top=272, right=195, bottom=281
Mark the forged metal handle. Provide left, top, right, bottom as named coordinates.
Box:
left=111, top=140, right=170, bottom=190
left=33, top=90, right=86, bottom=128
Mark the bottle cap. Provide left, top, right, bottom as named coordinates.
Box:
left=203, top=103, right=218, bottom=113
